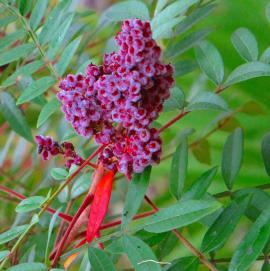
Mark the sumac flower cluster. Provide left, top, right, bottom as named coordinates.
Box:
left=40, top=19, right=174, bottom=177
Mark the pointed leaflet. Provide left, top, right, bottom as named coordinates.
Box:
left=173, top=60, right=197, bottom=77
left=0, top=29, right=26, bottom=50
left=201, top=196, right=250, bottom=253
left=181, top=166, right=218, bottom=201
left=144, top=199, right=221, bottom=233
left=88, top=247, right=116, bottom=271
left=0, top=92, right=33, bottom=142
left=55, top=36, right=81, bottom=76
left=86, top=171, right=115, bottom=243
left=229, top=207, right=270, bottom=271
left=169, top=137, right=188, bottom=199
left=195, top=41, right=224, bottom=85
left=163, top=86, right=185, bottom=112
left=231, top=28, right=258, bottom=61
left=0, top=43, right=35, bottom=66
left=122, top=166, right=151, bottom=229
left=29, top=0, right=48, bottom=30
left=122, top=235, right=162, bottom=271
left=0, top=250, right=9, bottom=262
left=221, top=128, right=244, bottom=190
left=17, top=76, right=56, bottom=105
left=261, top=132, right=270, bottom=177
left=15, top=196, right=44, bottom=213
left=0, top=225, right=28, bottom=245
left=164, top=257, right=199, bottom=271
left=224, top=61, right=270, bottom=87
left=37, top=98, right=60, bottom=128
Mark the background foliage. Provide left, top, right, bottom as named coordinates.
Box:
left=0, top=0, right=270, bottom=270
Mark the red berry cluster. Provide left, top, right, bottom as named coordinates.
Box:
left=35, top=135, right=84, bottom=169
left=45, top=19, right=174, bottom=177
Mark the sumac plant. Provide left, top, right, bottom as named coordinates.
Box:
left=1, top=1, right=270, bottom=271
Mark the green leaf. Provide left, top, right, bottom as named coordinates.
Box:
left=1, top=60, right=44, bottom=88
left=37, top=98, right=60, bottom=128
left=229, top=207, right=270, bottom=271
left=224, top=61, right=270, bottom=87
left=88, top=247, right=116, bottom=271
left=101, top=1, right=150, bottom=24
left=266, top=2, right=270, bottom=22
left=173, top=60, right=197, bottom=77
left=0, top=250, right=9, bottom=262
left=51, top=168, right=69, bottom=180
left=182, top=167, right=218, bottom=201
left=187, top=91, right=228, bottom=111
left=0, top=29, right=26, bottom=51
left=39, top=0, right=72, bottom=45
left=17, top=76, right=56, bottom=105
left=0, top=43, right=35, bottom=66
left=0, top=15, right=16, bottom=28
left=29, top=0, right=48, bottom=30
left=55, top=36, right=81, bottom=76
left=163, top=87, right=185, bottom=111
left=201, top=196, right=249, bottom=253
left=15, top=196, right=44, bottom=213
left=166, top=28, right=212, bottom=58
left=164, top=257, right=199, bottom=271
left=0, top=224, right=28, bottom=245
left=169, top=137, right=188, bottom=199
left=156, top=232, right=178, bottom=259
left=79, top=252, right=91, bottom=271
left=47, top=13, right=74, bottom=60
left=221, top=128, right=244, bottom=190
left=122, top=166, right=151, bottom=229
left=122, top=235, right=162, bottom=271
left=261, top=132, right=270, bottom=177
left=144, top=199, right=221, bottom=233
left=6, top=263, right=47, bottom=271
left=260, top=47, right=270, bottom=63
left=155, top=0, right=169, bottom=14
left=191, top=138, right=211, bottom=165
left=176, top=3, right=216, bottom=35
left=19, top=0, right=33, bottom=15
left=151, top=0, right=198, bottom=29
left=195, top=41, right=224, bottom=85
left=231, top=28, right=258, bottom=61
left=0, top=92, right=33, bottom=142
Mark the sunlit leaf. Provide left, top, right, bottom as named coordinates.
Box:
left=29, top=0, right=48, bottom=30
left=260, top=47, right=270, bottom=63
left=15, top=196, right=44, bottom=213
left=6, top=262, right=47, bottom=271
left=51, top=168, right=69, bottom=180
left=0, top=250, right=9, bottom=262
left=0, top=29, right=26, bottom=51
left=0, top=225, right=28, bottom=245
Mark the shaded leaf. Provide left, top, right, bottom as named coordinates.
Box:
left=0, top=92, right=33, bottom=142
left=240, top=100, right=265, bottom=116
left=224, top=61, right=270, bottom=87
left=195, top=41, right=224, bottom=85
left=187, top=91, right=228, bottom=111
left=173, top=60, right=197, bottom=77
left=0, top=43, right=35, bottom=66
left=266, top=2, right=270, bottom=23
left=221, top=128, right=244, bottom=190
left=166, top=28, right=212, bottom=58
left=156, top=232, right=178, bottom=259
left=122, top=166, right=151, bottom=229
left=0, top=225, right=28, bottom=245
left=231, top=28, right=258, bottom=61
left=262, top=132, right=270, bottom=177
left=191, top=138, right=211, bottom=165
left=88, top=247, right=116, bottom=271
left=164, top=257, right=199, bottom=271
left=182, top=166, right=218, bottom=201
left=55, top=36, right=81, bottom=76
left=122, top=235, right=161, bottom=271
left=169, top=137, right=188, bottom=199
left=15, top=196, right=44, bottom=213
left=0, top=15, right=16, bottom=28
left=0, top=29, right=26, bottom=51
left=201, top=196, right=250, bottom=253
left=37, top=98, right=60, bottom=128
left=218, top=117, right=241, bottom=132
left=163, top=87, right=185, bottom=111
left=229, top=207, right=270, bottom=271
left=144, top=199, right=221, bottom=233
left=29, top=0, right=48, bottom=30
left=17, top=76, right=56, bottom=105
left=1, top=60, right=44, bottom=88
left=0, top=250, right=9, bottom=262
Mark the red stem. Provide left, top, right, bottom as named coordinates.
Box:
left=158, top=111, right=189, bottom=133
